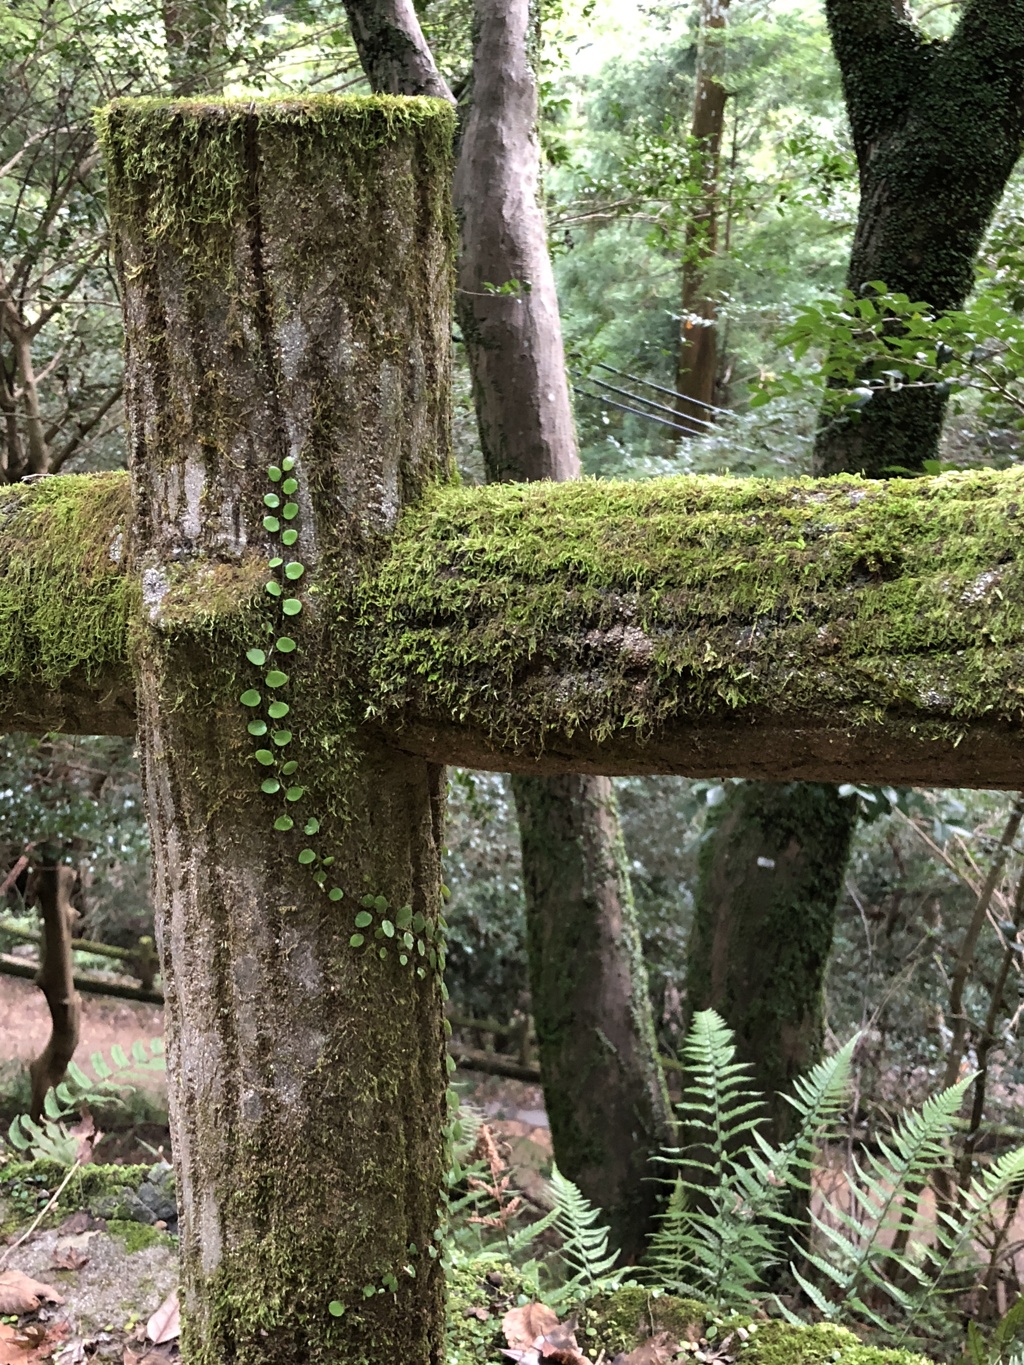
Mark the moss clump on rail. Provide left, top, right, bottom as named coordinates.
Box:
left=358, top=466, right=1024, bottom=753
left=0, top=472, right=135, bottom=699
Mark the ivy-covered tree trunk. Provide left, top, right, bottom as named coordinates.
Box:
left=105, top=97, right=454, bottom=1364
left=341, top=0, right=674, bottom=1260
left=813, top=0, right=1024, bottom=476
left=675, top=0, right=730, bottom=425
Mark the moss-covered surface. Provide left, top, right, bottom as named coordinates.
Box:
left=0, top=1159, right=152, bottom=1236
left=0, top=473, right=135, bottom=727
left=105, top=1218, right=176, bottom=1253
left=687, top=781, right=856, bottom=1147
left=361, top=466, right=1024, bottom=756
left=739, top=1321, right=933, bottom=1365
left=575, top=1286, right=707, bottom=1357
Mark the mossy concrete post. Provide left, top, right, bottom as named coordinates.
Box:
left=102, top=96, right=455, bottom=1364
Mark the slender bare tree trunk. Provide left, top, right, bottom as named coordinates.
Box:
left=28, top=862, right=81, bottom=1121
left=342, top=0, right=674, bottom=1259
left=675, top=0, right=730, bottom=426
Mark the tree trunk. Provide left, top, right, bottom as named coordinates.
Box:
left=343, top=0, right=674, bottom=1260
left=516, top=774, right=671, bottom=1258
left=813, top=0, right=1024, bottom=476
left=105, top=96, right=454, bottom=1364
left=685, top=783, right=856, bottom=1140
left=457, top=0, right=673, bottom=1262
left=28, top=862, right=81, bottom=1121
left=675, top=0, right=730, bottom=427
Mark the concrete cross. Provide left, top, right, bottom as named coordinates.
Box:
left=1, top=96, right=1022, bottom=1363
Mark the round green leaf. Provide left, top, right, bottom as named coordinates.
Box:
left=379, top=947, right=388, bottom=960
left=269, top=556, right=283, bottom=568
left=272, top=730, right=292, bottom=746
left=282, top=503, right=299, bottom=520
left=396, top=905, right=412, bottom=930
left=274, top=815, right=294, bottom=831
left=264, top=493, right=280, bottom=508
left=246, top=648, right=267, bottom=666
left=298, top=849, right=317, bottom=865
left=265, top=670, right=288, bottom=688
left=374, top=895, right=388, bottom=913
left=282, top=478, right=299, bottom=495
left=254, top=750, right=275, bottom=766
left=350, top=933, right=364, bottom=948
left=268, top=701, right=290, bottom=719
left=282, top=529, right=298, bottom=546
left=412, top=912, right=426, bottom=933
left=322, top=856, right=334, bottom=867
left=403, top=932, right=414, bottom=950
left=282, top=456, right=296, bottom=471
left=304, top=818, right=320, bottom=835
left=285, top=562, right=304, bottom=580
left=265, top=581, right=282, bottom=597
left=328, top=1301, right=345, bottom=1318
left=248, top=720, right=268, bottom=737
left=275, top=637, right=297, bottom=653
left=261, top=778, right=281, bottom=794
left=282, top=761, right=299, bottom=775
left=328, top=888, right=344, bottom=902
left=263, top=516, right=280, bottom=533
left=285, top=785, right=305, bottom=801
left=399, top=954, right=409, bottom=966
left=282, top=598, right=302, bottom=616
left=268, top=465, right=282, bottom=482
left=240, top=689, right=261, bottom=707
left=360, top=894, right=376, bottom=908
left=355, top=911, right=373, bottom=929
left=418, top=966, right=427, bottom=979
left=381, top=920, right=395, bottom=938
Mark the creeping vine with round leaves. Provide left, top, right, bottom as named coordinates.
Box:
left=238, top=455, right=452, bottom=981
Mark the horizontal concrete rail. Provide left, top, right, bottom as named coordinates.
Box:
left=5, top=467, right=1024, bottom=788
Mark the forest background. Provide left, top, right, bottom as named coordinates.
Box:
left=5, top=0, right=1024, bottom=1310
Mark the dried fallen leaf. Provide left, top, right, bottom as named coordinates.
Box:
left=503, top=1304, right=560, bottom=1351
left=124, top=1348, right=178, bottom=1365
left=146, top=1291, right=180, bottom=1345
left=67, top=1109, right=100, bottom=1167
left=0, top=1320, right=69, bottom=1364
left=463, top=1306, right=490, bottom=1322
left=0, top=1270, right=65, bottom=1314
left=621, top=1331, right=679, bottom=1365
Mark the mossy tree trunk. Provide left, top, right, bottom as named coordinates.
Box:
left=105, top=96, right=454, bottom=1365
left=813, top=0, right=1024, bottom=476
left=343, top=0, right=674, bottom=1261
left=685, top=784, right=856, bottom=1140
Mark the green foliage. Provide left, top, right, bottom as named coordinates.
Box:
left=647, top=1010, right=855, bottom=1310
left=545, top=1162, right=623, bottom=1305
left=6, top=1040, right=164, bottom=1164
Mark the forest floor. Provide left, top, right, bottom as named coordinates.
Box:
left=0, top=978, right=554, bottom=1363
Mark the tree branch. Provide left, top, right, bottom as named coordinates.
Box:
left=340, top=0, right=454, bottom=101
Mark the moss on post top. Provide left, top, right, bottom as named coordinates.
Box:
left=97, top=92, right=456, bottom=266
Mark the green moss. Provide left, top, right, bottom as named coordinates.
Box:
left=106, top=1218, right=175, bottom=1253
left=359, top=466, right=1024, bottom=753
left=445, top=1257, right=531, bottom=1365
left=0, top=1159, right=153, bottom=1235
left=576, top=1286, right=707, bottom=1356
left=0, top=472, right=135, bottom=703
left=739, top=1322, right=933, bottom=1365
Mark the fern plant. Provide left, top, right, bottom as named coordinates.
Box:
left=544, top=1162, right=623, bottom=1306
left=7, top=1039, right=165, bottom=1163
left=647, top=1009, right=855, bottom=1312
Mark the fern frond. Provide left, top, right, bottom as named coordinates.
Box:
left=545, top=1163, right=621, bottom=1305
left=799, top=1074, right=972, bottom=1320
